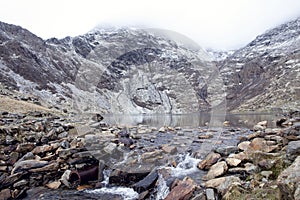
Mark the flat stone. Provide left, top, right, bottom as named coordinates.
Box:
left=277, top=156, right=300, bottom=200
left=12, top=160, right=48, bottom=174
left=46, top=181, right=61, bottom=189
left=215, top=146, right=239, bottom=156
left=203, top=176, right=241, bottom=195
left=198, top=152, right=221, bottom=170
left=29, top=162, right=59, bottom=172
left=204, top=161, right=228, bottom=180
left=228, top=152, right=248, bottom=161
left=226, top=158, right=241, bottom=167
left=165, top=177, right=197, bottom=200
left=161, top=145, right=177, bottom=154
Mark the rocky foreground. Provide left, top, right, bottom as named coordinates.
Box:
left=0, top=109, right=299, bottom=199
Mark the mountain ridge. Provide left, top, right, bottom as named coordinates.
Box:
left=0, top=18, right=299, bottom=113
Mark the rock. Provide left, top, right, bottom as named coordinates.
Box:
left=0, top=172, right=24, bottom=190
left=165, top=177, right=197, bottom=200
left=60, top=170, right=71, bottom=188
left=228, top=152, right=248, bottom=162
left=286, top=140, right=300, bottom=160
left=0, top=188, right=11, bottom=200
left=261, top=171, right=273, bottom=179
left=206, top=188, right=215, bottom=200
left=204, top=161, right=228, bottom=180
left=132, top=168, right=158, bottom=193
left=276, top=118, right=287, bottom=127
left=257, top=120, right=268, bottom=127
left=29, top=162, right=59, bottom=172
left=57, top=148, right=80, bottom=159
left=198, top=134, right=213, bottom=139
left=12, top=160, right=48, bottom=174
left=119, top=137, right=134, bottom=147
left=13, top=179, right=28, bottom=188
left=226, top=158, right=241, bottom=167
left=198, top=152, right=221, bottom=170
left=103, top=142, right=117, bottom=154
left=46, top=181, right=61, bottom=189
left=31, top=145, right=53, bottom=154
left=237, top=141, right=251, bottom=151
left=109, top=168, right=150, bottom=186
left=228, top=163, right=258, bottom=174
left=203, top=176, right=241, bottom=195
left=8, top=152, right=19, bottom=165
left=222, top=183, right=248, bottom=200
left=253, top=124, right=265, bottom=131
left=277, top=156, right=300, bottom=200
left=161, top=145, right=177, bottom=154
left=16, top=143, right=35, bottom=153
left=158, top=127, right=167, bottom=133
left=91, top=113, right=103, bottom=122
left=250, top=138, right=278, bottom=153
left=118, top=129, right=129, bottom=137
left=215, top=146, right=239, bottom=156
left=258, top=159, right=277, bottom=170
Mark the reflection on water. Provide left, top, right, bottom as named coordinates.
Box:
left=103, top=112, right=277, bottom=128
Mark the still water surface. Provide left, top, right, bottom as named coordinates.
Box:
left=103, top=112, right=278, bottom=128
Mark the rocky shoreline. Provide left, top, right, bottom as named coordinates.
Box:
left=0, top=110, right=299, bottom=200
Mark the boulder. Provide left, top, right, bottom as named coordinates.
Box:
left=277, top=156, right=300, bottom=200
left=165, top=177, right=197, bottom=200
left=286, top=140, right=300, bottom=160
left=132, top=168, right=158, bottom=193
left=226, top=158, right=241, bottom=167
left=198, top=152, right=221, bottom=170
left=203, top=176, right=241, bottom=195
left=204, top=161, right=228, bottom=180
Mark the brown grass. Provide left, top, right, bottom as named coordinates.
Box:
left=0, top=95, right=54, bottom=114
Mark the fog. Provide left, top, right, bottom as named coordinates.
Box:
left=1, top=0, right=300, bottom=50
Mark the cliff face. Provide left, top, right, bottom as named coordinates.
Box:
left=0, top=22, right=225, bottom=114
left=0, top=18, right=299, bottom=114
left=220, top=17, right=300, bottom=112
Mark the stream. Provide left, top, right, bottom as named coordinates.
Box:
left=26, top=113, right=277, bottom=199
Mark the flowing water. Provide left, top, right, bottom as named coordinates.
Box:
left=29, top=113, right=277, bottom=199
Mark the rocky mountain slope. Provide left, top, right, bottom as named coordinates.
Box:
left=220, top=17, right=300, bottom=112
left=0, top=22, right=225, bottom=114
left=0, top=17, right=299, bottom=114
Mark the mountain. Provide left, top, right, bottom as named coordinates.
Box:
left=0, top=18, right=299, bottom=114
left=0, top=22, right=225, bottom=114
left=220, top=17, right=300, bottom=112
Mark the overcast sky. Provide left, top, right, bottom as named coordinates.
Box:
left=1, top=0, right=300, bottom=50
